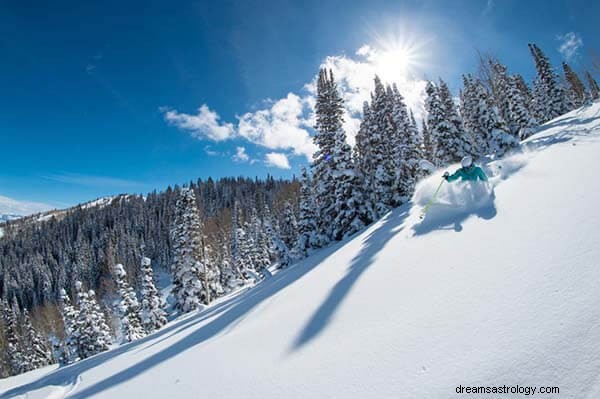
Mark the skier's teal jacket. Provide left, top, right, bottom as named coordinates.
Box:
left=446, top=165, right=488, bottom=182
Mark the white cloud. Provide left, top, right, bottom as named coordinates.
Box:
left=557, top=32, right=583, bottom=61
left=238, top=93, right=316, bottom=159
left=163, top=44, right=428, bottom=161
left=233, top=146, right=250, bottom=162
left=264, top=152, right=291, bottom=169
left=0, top=195, right=54, bottom=216
left=164, top=104, right=235, bottom=141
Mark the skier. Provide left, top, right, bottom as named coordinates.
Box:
left=443, top=156, right=488, bottom=182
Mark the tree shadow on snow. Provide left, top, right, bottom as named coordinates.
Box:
left=290, top=208, right=410, bottom=351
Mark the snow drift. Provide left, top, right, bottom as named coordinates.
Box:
left=3, top=102, right=600, bottom=398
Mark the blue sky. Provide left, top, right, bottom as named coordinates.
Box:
left=1, top=0, right=598, bottom=212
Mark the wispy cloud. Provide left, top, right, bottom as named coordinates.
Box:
left=163, top=104, right=235, bottom=141
left=0, top=195, right=54, bottom=216
left=264, top=152, right=291, bottom=169
left=233, top=146, right=250, bottom=162
left=204, top=145, right=220, bottom=156
left=557, top=32, right=583, bottom=60
left=42, top=173, right=145, bottom=188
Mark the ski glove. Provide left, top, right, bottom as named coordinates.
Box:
left=443, top=171, right=449, bottom=180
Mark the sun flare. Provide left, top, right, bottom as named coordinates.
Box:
left=362, top=27, right=431, bottom=83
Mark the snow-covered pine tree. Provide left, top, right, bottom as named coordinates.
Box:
left=312, top=68, right=369, bottom=238
left=367, top=77, right=396, bottom=213
left=263, top=205, right=290, bottom=268
left=251, top=213, right=272, bottom=275
left=507, top=75, right=538, bottom=139
left=331, top=128, right=369, bottom=239
left=140, top=257, right=167, bottom=334
left=312, top=68, right=342, bottom=241
left=562, top=62, right=589, bottom=107
left=294, top=167, right=320, bottom=258
left=490, top=61, right=512, bottom=126
left=2, top=298, right=25, bottom=375
left=389, top=84, right=419, bottom=205
left=462, top=75, right=518, bottom=157
left=280, top=201, right=298, bottom=250
left=58, top=288, right=78, bottom=364
left=198, top=238, right=223, bottom=302
left=529, top=43, right=570, bottom=122
left=114, top=263, right=145, bottom=342
left=585, top=71, right=600, bottom=100
left=230, top=201, right=252, bottom=281
left=216, top=243, right=234, bottom=291
left=438, top=79, right=473, bottom=162
left=74, top=281, right=111, bottom=359
left=21, top=308, right=52, bottom=370
left=354, top=101, right=378, bottom=220
left=393, top=109, right=424, bottom=203
left=170, top=187, right=205, bottom=312
left=513, top=73, right=534, bottom=112
left=426, top=81, right=471, bottom=166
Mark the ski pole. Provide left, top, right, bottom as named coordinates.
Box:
left=420, top=179, right=445, bottom=219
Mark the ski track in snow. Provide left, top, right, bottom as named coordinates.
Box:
left=2, top=102, right=600, bottom=399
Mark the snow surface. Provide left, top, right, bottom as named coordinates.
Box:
left=3, top=102, right=600, bottom=398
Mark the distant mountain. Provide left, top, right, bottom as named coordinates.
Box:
left=0, top=194, right=53, bottom=219
left=0, top=213, right=22, bottom=222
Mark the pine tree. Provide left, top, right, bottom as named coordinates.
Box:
left=2, top=298, right=25, bottom=375
left=331, top=130, right=369, bottom=239
left=585, top=71, right=600, bottom=100
left=312, top=68, right=369, bottom=238
left=507, top=75, right=538, bottom=139
left=389, top=84, right=420, bottom=204
left=294, top=167, right=320, bottom=258
left=393, top=109, right=424, bottom=203
left=529, top=43, right=570, bottom=122
left=249, top=211, right=272, bottom=275
left=426, top=81, right=471, bottom=166
left=462, top=75, right=518, bottom=157
left=74, top=281, right=111, bottom=359
left=217, top=243, right=239, bottom=292
left=140, top=257, right=167, bottom=334
left=514, top=73, right=534, bottom=114
left=368, top=77, right=396, bottom=212
left=490, top=61, right=512, bottom=126
left=562, top=62, right=588, bottom=107
left=58, top=288, right=78, bottom=364
left=198, top=238, right=223, bottom=302
left=230, top=201, right=251, bottom=281
left=114, top=264, right=145, bottom=342
left=170, top=187, right=205, bottom=313
left=439, top=79, right=473, bottom=162
left=280, top=201, right=298, bottom=249
left=21, top=308, right=52, bottom=370
left=312, top=68, right=343, bottom=241
left=354, top=101, right=378, bottom=220
left=263, top=206, right=290, bottom=268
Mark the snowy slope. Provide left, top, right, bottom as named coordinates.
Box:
left=3, top=103, right=600, bottom=399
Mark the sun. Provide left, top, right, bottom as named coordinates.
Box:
left=376, top=44, right=418, bottom=81
left=364, top=26, right=431, bottom=83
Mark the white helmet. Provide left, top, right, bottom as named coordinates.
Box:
left=461, top=156, right=473, bottom=168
